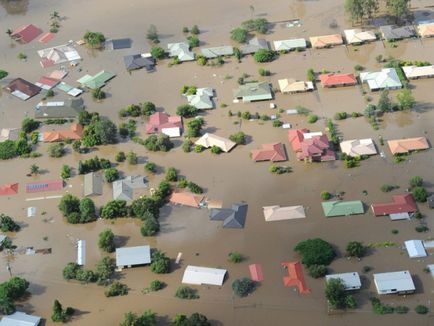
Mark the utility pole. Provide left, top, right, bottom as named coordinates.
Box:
left=6, top=262, right=12, bottom=277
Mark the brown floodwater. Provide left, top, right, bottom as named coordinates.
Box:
left=1, top=0, right=434, bottom=325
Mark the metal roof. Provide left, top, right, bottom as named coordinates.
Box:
left=116, top=245, right=151, bottom=267
left=373, top=270, right=415, bottom=294
left=326, top=272, right=361, bottom=290
left=0, top=311, right=41, bottom=326
left=321, top=200, right=364, bottom=217
left=404, top=240, right=427, bottom=258
left=182, top=265, right=227, bottom=286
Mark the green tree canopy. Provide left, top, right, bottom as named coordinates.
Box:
left=294, top=238, right=336, bottom=267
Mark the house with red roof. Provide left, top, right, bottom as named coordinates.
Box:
left=42, top=124, right=83, bottom=142
left=4, top=78, right=41, bottom=101
left=371, top=193, right=418, bottom=216
left=287, top=129, right=335, bottom=162
left=11, top=24, right=42, bottom=43
left=145, top=112, right=182, bottom=138
left=0, top=183, right=19, bottom=196
left=170, top=191, right=205, bottom=208
left=282, top=261, right=311, bottom=294
left=319, top=73, right=357, bottom=88
left=251, top=143, right=287, bottom=162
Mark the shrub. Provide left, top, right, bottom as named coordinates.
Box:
left=186, top=118, right=204, bottom=137
left=229, top=132, right=247, bottom=145
left=269, top=165, right=292, bottom=174
left=362, top=266, right=372, bottom=273
left=165, top=167, right=178, bottom=182
left=326, top=278, right=357, bottom=309
left=354, top=64, right=364, bottom=71
left=232, top=278, right=256, bottom=297
left=307, top=114, right=318, bottom=123
left=0, top=214, right=20, bottom=232
left=230, top=28, right=248, bottom=43
left=242, top=18, right=269, bottom=33
left=191, top=25, right=200, bottom=35
left=149, top=280, right=165, bottom=292
left=141, top=215, right=160, bottom=236
left=194, top=145, right=204, bottom=153
left=182, top=139, right=192, bottom=152
left=187, top=35, right=200, bottom=48
left=63, top=262, right=81, bottom=280
left=92, top=88, right=106, bottom=100
left=258, top=68, right=271, bottom=76
left=175, top=286, right=199, bottom=299
left=320, top=191, right=331, bottom=200
left=144, top=162, right=157, bottom=173
left=272, top=120, right=283, bottom=128
left=104, top=168, right=119, bottom=183
left=308, top=264, right=327, bottom=278
left=120, top=311, right=156, bottom=326
left=415, top=305, right=429, bottom=314
left=98, top=229, right=115, bottom=253
left=415, top=225, right=429, bottom=233
left=21, top=118, right=40, bottom=133
left=380, top=184, right=398, bottom=192
left=143, top=134, right=174, bottom=152
left=346, top=241, right=366, bottom=258
left=409, top=176, right=423, bottom=188
left=60, top=165, right=71, bottom=179
left=177, top=178, right=188, bottom=188
left=48, top=143, right=65, bottom=158
left=294, top=238, right=336, bottom=267
left=307, top=69, right=315, bottom=82
left=0, top=70, right=8, bottom=80
left=150, top=250, right=170, bottom=274
left=253, top=49, right=275, bottom=63
left=187, top=182, right=203, bottom=194
left=397, top=88, right=415, bottom=110
left=334, top=112, right=347, bottom=120
left=105, top=282, right=128, bottom=297
left=176, top=104, right=198, bottom=118
left=150, top=46, right=165, bottom=60
left=412, top=186, right=427, bottom=202
left=228, top=252, right=243, bottom=263
left=83, top=31, right=105, bottom=48
left=395, top=306, right=409, bottom=314
left=210, top=145, right=222, bottom=154
left=126, top=151, right=138, bottom=165
left=147, top=24, right=159, bottom=43
left=141, top=102, right=156, bottom=116
left=371, top=297, right=394, bottom=314
left=196, top=55, right=207, bottom=66
left=115, top=151, right=126, bottom=162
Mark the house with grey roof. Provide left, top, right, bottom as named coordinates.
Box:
left=233, top=82, right=273, bottom=102
left=209, top=203, right=248, bottom=228
left=360, top=68, right=402, bottom=91
left=241, top=37, right=269, bottom=55
left=35, top=98, right=85, bottom=119
left=186, top=88, right=214, bottom=109
left=122, top=175, right=148, bottom=189
left=380, top=25, right=416, bottom=41
left=105, top=38, right=132, bottom=50
left=123, top=54, right=155, bottom=71
left=201, top=46, right=233, bottom=58
left=0, top=311, right=41, bottom=326
left=84, top=172, right=103, bottom=197
left=273, top=38, right=307, bottom=51
left=167, top=42, right=195, bottom=61
left=112, top=176, right=148, bottom=200
left=116, top=245, right=151, bottom=268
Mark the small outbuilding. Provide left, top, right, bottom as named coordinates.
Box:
left=249, top=264, right=264, bottom=281
left=326, top=272, right=361, bottom=290
left=182, top=265, right=227, bottom=286
left=373, top=270, right=415, bottom=295
left=115, top=245, right=151, bottom=268
left=77, top=240, right=86, bottom=266
left=404, top=240, right=427, bottom=258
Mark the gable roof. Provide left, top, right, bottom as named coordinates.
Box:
left=0, top=128, right=20, bottom=142
left=112, top=180, right=133, bottom=200
left=402, top=65, right=434, bottom=79
left=145, top=112, right=182, bottom=134
left=278, top=79, right=314, bottom=93
left=380, top=25, right=416, bottom=40
left=404, top=240, right=427, bottom=258
left=387, top=137, right=429, bottom=154
left=281, top=261, right=311, bottom=294
left=233, top=82, right=272, bottom=102
left=309, top=34, right=343, bottom=48
left=240, top=37, right=269, bottom=54
left=319, top=73, right=357, bottom=87
left=84, top=172, right=103, bottom=196
left=105, top=38, right=132, bottom=50
left=11, top=24, right=42, bottom=43
left=249, top=264, right=264, bottom=281
left=170, top=191, right=204, bottom=208
left=263, top=205, right=306, bottom=221
left=35, top=76, right=60, bottom=90
left=0, top=183, right=19, bottom=196
left=417, top=22, right=434, bottom=37
left=209, top=203, right=248, bottom=228
left=201, top=46, right=233, bottom=58
left=287, top=128, right=310, bottom=152
left=251, top=143, right=287, bottom=162
left=321, top=200, right=364, bottom=217
left=186, top=88, right=214, bottom=109
left=359, top=68, right=402, bottom=90
left=273, top=38, right=307, bottom=51
left=5, top=78, right=41, bottom=100
left=182, top=265, right=227, bottom=286
left=35, top=98, right=85, bottom=119
left=195, top=133, right=236, bottom=152
left=37, top=44, right=81, bottom=67
left=167, top=42, right=195, bottom=61
left=42, top=123, right=83, bottom=142
left=123, top=54, right=155, bottom=71
left=371, top=193, right=418, bottom=216
left=344, top=29, right=377, bottom=44
left=289, top=130, right=335, bottom=162
left=77, top=70, right=116, bottom=89
left=340, top=139, right=377, bottom=156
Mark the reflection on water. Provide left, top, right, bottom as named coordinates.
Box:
left=0, top=0, right=29, bottom=15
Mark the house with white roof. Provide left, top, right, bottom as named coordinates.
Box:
left=404, top=240, right=427, bottom=258
left=278, top=79, right=314, bottom=93
left=359, top=68, right=402, bottom=91
left=373, top=270, right=415, bottom=294
left=326, top=272, right=361, bottom=290
left=263, top=205, right=306, bottom=221
left=273, top=38, right=306, bottom=51
left=116, top=245, right=151, bottom=268
left=344, top=29, right=376, bottom=44
left=167, top=42, right=195, bottom=61
left=195, top=133, right=236, bottom=152
left=0, top=311, right=41, bottom=326
left=182, top=265, right=227, bottom=286
left=402, top=65, right=434, bottom=79
left=340, top=139, right=377, bottom=157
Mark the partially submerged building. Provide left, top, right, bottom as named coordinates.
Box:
left=371, top=193, right=417, bottom=216
left=233, top=82, right=272, bottom=102
left=251, top=143, right=287, bottom=162
left=359, top=68, right=402, bottom=91
left=195, top=133, right=236, bottom=152
left=240, top=37, right=269, bottom=55
left=402, top=65, right=434, bottom=80
left=263, top=205, right=306, bottom=221
left=287, top=129, right=335, bottom=162
left=344, top=29, right=377, bottom=44
left=417, top=21, right=434, bottom=38
left=278, top=79, right=314, bottom=93
left=340, top=139, right=377, bottom=157
left=170, top=191, right=205, bottom=208
left=373, top=270, right=415, bottom=294
left=4, top=78, right=41, bottom=101
left=322, top=200, right=364, bottom=217
left=113, top=176, right=147, bottom=200
left=37, top=43, right=81, bottom=67
left=35, top=98, right=85, bottom=119
left=404, top=240, right=427, bottom=258
left=0, top=128, right=20, bottom=142
left=167, top=42, right=195, bottom=61
left=42, top=123, right=83, bottom=142
left=123, top=54, right=155, bottom=71
left=201, top=46, right=233, bottom=58
left=11, top=24, right=42, bottom=43
left=380, top=25, right=416, bottom=41
left=387, top=137, right=429, bottom=155
left=84, top=172, right=103, bottom=197
left=145, top=112, right=182, bottom=137
left=77, top=70, right=116, bottom=89
left=115, top=245, right=151, bottom=268
left=0, top=311, right=41, bottom=326
left=309, top=34, right=343, bottom=48
left=281, top=261, right=311, bottom=294
left=319, top=73, right=357, bottom=88
left=182, top=266, right=227, bottom=286
left=209, top=203, right=248, bottom=228
left=273, top=38, right=307, bottom=51
left=0, top=183, right=19, bottom=196
left=325, top=272, right=361, bottom=290
left=186, top=88, right=214, bottom=110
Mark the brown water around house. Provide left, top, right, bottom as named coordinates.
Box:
left=0, top=0, right=434, bottom=325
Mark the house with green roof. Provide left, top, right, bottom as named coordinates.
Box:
left=233, top=82, right=273, bottom=103
left=321, top=200, right=364, bottom=217
left=77, top=70, right=116, bottom=89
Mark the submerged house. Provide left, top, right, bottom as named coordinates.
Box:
left=167, top=42, right=195, bottom=61
left=380, top=25, right=416, bottom=41
left=251, top=143, right=287, bottom=162
left=373, top=270, right=415, bottom=295
left=319, top=73, right=357, bottom=88
left=186, top=88, right=214, bottom=109
left=42, top=123, right=83, bottom=142
left=0, top=128, right=20, bottom=142
left=263, top=205, right=306, bottom=221
left=404, top=240, right=427, bottom=258
left=77, top=70, right=116, bottom=89
left=309, top=34, right=343, bottom=48
left=340, top=139, right=377, bottom=157
left=35, top=98, right=85, bottom=119
left=195, top=133, right=236, bottom=152
left=371, top=193, right=417, bottom=216
left=37, top=43, right=81, bottom=67
left=326, top=272, right=361, bottom=290
left=240, top=37, right=269, bottom=55
left=387, top=137, right=429, bottom=155
left=402, top=65, right=434, bottom=80
left=170, top=191, right=205, bottom=208
left=11, top=24, right=42, bottom=43
left=123, top=54, right=155, bottom=71
left=233, top=82, right=272, bottom=102
left=113, top=176, right=148, bottom=200
left=182, top=266, right=227, bottom=286
left=84, top=172, right=103, bottom=197
left=209, top=203, right=248, bottom=228
left=273, top=38, right=307, bottom=51
left=0, top=311, right=41, bottom=326
left=115, top=245, right=151, bottom=269
left=287, top=129, right=335, bottom=162
left=359, top=68, right=402, bottom=91
left=278, top=78, right=314, bottom=93
left=281, top=261, right=311, bottom=294
left=201, top=46, right=233, bottom=58
left=145, top=112, right=182, bottom=137
left=344, top=29, right=377, bottom=44
left=321, top=200, right=364, bottom=217
left=417, top=21, right=434, bottom=38
left=4, top=78, right=41, bottom=101
left=105, top=38, right=132, bottom=50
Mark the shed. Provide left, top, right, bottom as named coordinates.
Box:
left=427, top=264, right=434, bottom=278
left=84, top=172, right=103, bottom=197
left=0, top=311, right=41, bottom=326
left=182, top=265, right=226, bottom=286
left=27, top=207, right=36, bottom=217
left=77, top=240, right=86, bottom=266
left=373, top=270, right=415, bottom=294
left=326, top=272, right=361, bottom=290
left=404, top=240, right=427, bottom=258
left=116, top=245, right=151, bottom=268
left=321, top=200, right=364, bottom=217
left=249, top=264, right=264, bottom=281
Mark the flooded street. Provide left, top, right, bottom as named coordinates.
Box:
left=1, top=0, right=434, bottom=325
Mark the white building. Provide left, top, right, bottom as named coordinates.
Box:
left=116, top=245, right=151, bottom=268
left=182, top=265, right=227, bottom=286
left=0, top=312, right=41, bottom=326
left=373, top=270, right=415, bottom=294
left=77, top=240, right=86, bottom=266
left=404, top=240, right=427, bottom=258
left=326, top=272, right=361, bottom=290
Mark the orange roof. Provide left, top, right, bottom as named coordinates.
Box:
left=43, top=124, right=83, bottom=142
left=310, top=34, right=343, bottom=48
left=170, top=191, right=204, bottom=208
left=418, top=24, right=434, bottom=37
left=251, top=143, right=287, bottom=162
left=282, top=261, right=311, bottom=294
left=0, top=183, right=19, bottom=196
left=319, top=73, right=357, bottom=87
left=287, top=129, right=309, bottom=152
left=387, top=137, right=429, bottom=155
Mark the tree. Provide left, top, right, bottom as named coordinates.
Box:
left=150, top=46, right=165, bottom=60
left=100, top=200, right=128, bottom=219
left=150, top=250, right=170, bottom=274
left=175, top=286, right=199, bottom=299
left=345, top=0, right=364, bottom=23
left=95, top=256, right=116, bottom=284
left=48, top=143, right=65, bottom=158
left=415, top=305, right=429, bottom=314
left=141, top=102, right=156, bottom=116
left=147, top=24, right=159, bottom=43
left=0, top=214, right=20, bottom=232
left=364, top=0, right=379, bottom=18
left=141, top=215, right=160, bottom=236
left=211, top=145, right=222, bottom=154
left=325, top=278, right=357, bottom=309
left=253, top=49, right=275, bottom=63
left=131, top=197, right=160, bottom=218
left=105, top=282, right=128, bottom=297
left=144, top=162, right=157, bottom=173
left=187, top=35, right=200, bottom=48
left=409, top=176, right=423, bottom=188
left=79, top=198, right=97, bottom=223
left=126, top=151, right=138, bottom=165
left=307, top=114, right=318, bottom=123
left=346, top=241, right=366, bottom=258
left=173, top=313, right=210, bottom=326
left=143, top=134, right=174, bottom=152
left=229, top=132, right=247, bottom=145
left=94, top=119, right=117, bottom=144
left=377, top=89, right=392, bottom=112
left=97, top=229, right=115, bottom=253
left=51, top=299, right=66, bottom=322
left=186, top=118, right=204, bottom=138
left=120, top=311, right=157, bottom=326
left=21, top=118, right=40, bottom=133
left=191, top=25, right=200, bottom=35
left=320, top=191, right=331, bottom=200
left=228, top=252, right=243, bottom=263
left=165, top=167, right=178, bottom=182
left=241, top=18, right=269, bottom=33
left=176, top=104, right=198, bottom=118
left=104, top=168, right=119, bottom=183
left=231, top=28, right=249, bottom=43
left=59, top=194, right=80, bottom=217
left=386, top=0, right=411, bottom=22
left=92, top=88, right=106, bottom=100
left=308, top=264, right=328, bottom=278
left=397, top=88, right=415, bottom=110
left=83, top=31, right=105, bottom=48
left=232, top=278, right=256, bottom=297
left=294, top=238, right=336, bottom=267
left=115, top=151, right=126, bottom=162
left=60, top=165, right=71, bottom=179
left=182, top=139, right=192, bottom=152
left=307, top=68, right=315, bottom=82
left=63, top=262, right=80, bottom=280
left=412, top=186, right=427, bottom=202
